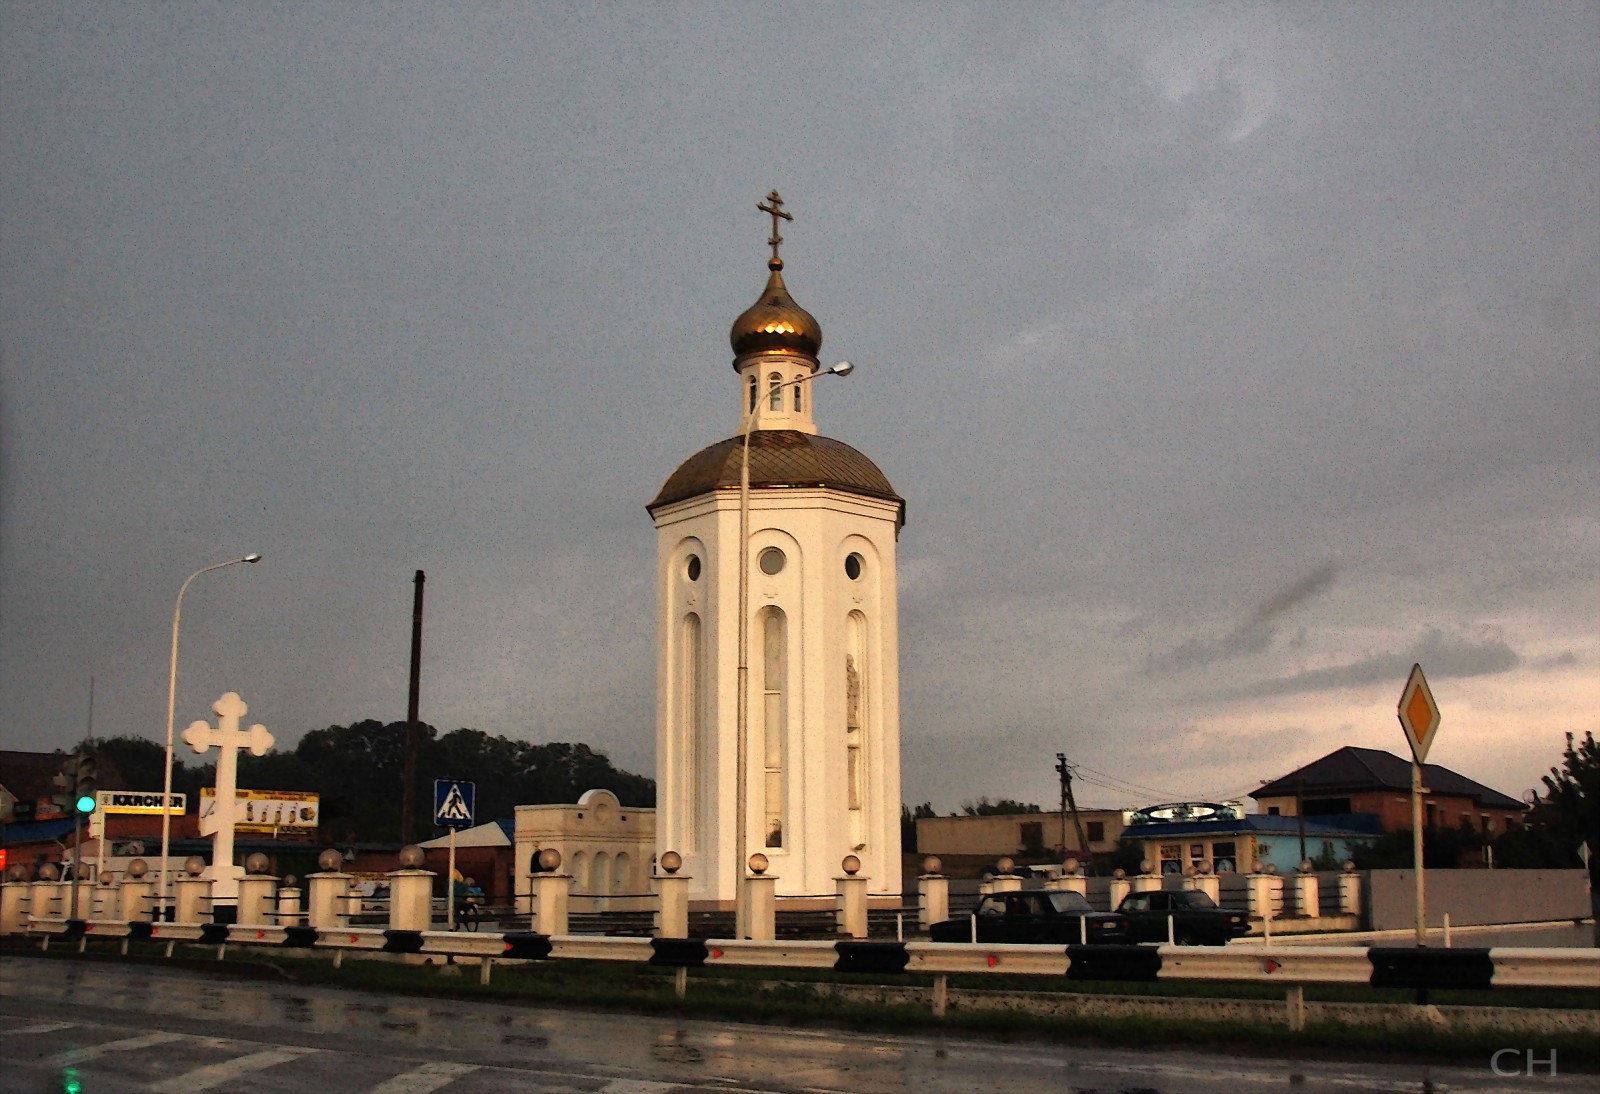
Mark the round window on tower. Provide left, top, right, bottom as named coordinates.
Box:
left=686, top=555, right=701, bottom=581
left=758, top=547, right=786, bottom=575
left=845, top=553, right=863, bottom=581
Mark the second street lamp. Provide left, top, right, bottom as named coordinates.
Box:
left=734, top=361, right=853, bottom=938
left=156, top=552, right=261, bottom=920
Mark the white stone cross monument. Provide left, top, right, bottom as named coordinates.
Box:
left=184, top=691, right=274, bottom=900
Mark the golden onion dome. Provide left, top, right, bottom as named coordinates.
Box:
left=730, top=263, right=821, bottom=365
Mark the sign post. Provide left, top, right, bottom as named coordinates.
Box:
left=1397, top=664, right=1441, bottom=947
left=433, top=780, right=475, bottom=931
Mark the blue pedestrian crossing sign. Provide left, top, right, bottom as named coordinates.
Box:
left=433, top=779, right=475, bottom=828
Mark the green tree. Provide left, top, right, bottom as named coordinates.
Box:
left=1532, top=731, right=1599, bottom=882
left=901, top=802, right=936, bottom=852
left=960, top=797, right=1042, bottom=816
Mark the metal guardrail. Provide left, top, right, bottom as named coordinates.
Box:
left=24, top=911, right=1598, bottom=1034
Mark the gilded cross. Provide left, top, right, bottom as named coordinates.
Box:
left=757, top=189, right=792, bottom=267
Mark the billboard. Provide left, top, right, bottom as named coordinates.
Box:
left=96, top=791, right=186, bottom=815
left=199, top=788, right=319, bottom=832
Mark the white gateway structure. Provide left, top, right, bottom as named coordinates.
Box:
left=648, top=193, right=905, bottom=908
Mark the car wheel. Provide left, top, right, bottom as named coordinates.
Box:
left=1174, top=928, right=1198, bottom=947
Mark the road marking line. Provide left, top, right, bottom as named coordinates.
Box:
left=149, top=1046, right=320, bottom=1092
left=597, top=1081, right=685, bottom=1093
left=49, top=1031, right=186, bottom=1065
left=2, top=1021, right=75, bottom=1035
left=367, top=1061, right=482, bottom=1093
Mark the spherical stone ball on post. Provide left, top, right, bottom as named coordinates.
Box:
left=237, top=854, right=279, bottom=925
left=307, top=848, right=354, bottom=930
left=1130, top=859, right=1161, bottom=895
left=917, top=856, right=949, bottom=931
left=387, top=844, right=435, bottom=932
left=1107, top=866, right=1132, bottom=913
left=529, top=849, right=570, bottom=935
left=653, top=851, right=690, bottom=938
left=174, top=857, right=211, bottom=923
left=990, top=857, right=1023, bottom=893
left=743, top=854, right=776, bottom=941
left=836, top=855, right=868, bottom=939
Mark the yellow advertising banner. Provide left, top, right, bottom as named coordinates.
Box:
left=200, top=788, right=319, bottom=832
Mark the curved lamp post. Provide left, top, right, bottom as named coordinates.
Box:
left=734, top=361, right=852, bottom=937
left=156, top=553, right=261, bottom=919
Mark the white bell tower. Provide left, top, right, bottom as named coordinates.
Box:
left=648, top=192, right=905, bottom=910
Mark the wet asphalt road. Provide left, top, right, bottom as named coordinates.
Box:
left=0, top=955, right=1586, bottom=1093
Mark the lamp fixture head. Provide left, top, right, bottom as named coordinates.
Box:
left=828, top=360, right=854, bottom=377
left=242, top=553, right=262, bottom=564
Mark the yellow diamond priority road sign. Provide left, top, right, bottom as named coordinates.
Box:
left=1397, top=663, right=1440, bottom=764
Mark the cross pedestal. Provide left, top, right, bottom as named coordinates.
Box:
left=184, top=692, right=275, bottom=901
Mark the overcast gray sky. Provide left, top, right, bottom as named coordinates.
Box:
left=3, top=2, right=1595, bottom=815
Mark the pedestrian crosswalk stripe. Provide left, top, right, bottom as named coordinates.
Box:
left=2, top=1021, right=74, bottom=1035
left=149, top=1046, right=320, bottom=1092
left=367, top=1061, right=481, bottom=1093
left=48, top=1030, right=185, bottom=1066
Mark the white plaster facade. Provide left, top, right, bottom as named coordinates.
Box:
left=512, top=789, right=655, bottom=910
left=649, top=227, right=904, bottom=907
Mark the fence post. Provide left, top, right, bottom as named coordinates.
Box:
left=173, top=874, right=210, bottom=924
left=306, top=869, right=354, bottom=929
left=917, top=858, right=949, bottom=933
left=654, top=852, right=690, bottom=938
left=836, top=856, right=868, bottom=939
left=0, top=875, right=30, bottom=934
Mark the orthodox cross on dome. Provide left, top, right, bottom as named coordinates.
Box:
left=757, top=189, right=793, bottom=269
left=184, top=691, right=274, bottom=898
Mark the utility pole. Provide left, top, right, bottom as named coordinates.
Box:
left=400, top=570, right=425, bottom=844
left=1055, top=753, right=1091, bottom=865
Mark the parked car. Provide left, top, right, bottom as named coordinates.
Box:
left=1115, top=888, right=1251, bottom=946
left=929, top=890, right=1131, bottom=945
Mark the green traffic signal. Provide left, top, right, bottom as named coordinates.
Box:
left=74, top=793, right=96, bottom=815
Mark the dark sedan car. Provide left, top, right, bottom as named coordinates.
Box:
left=1115, top=888, right=1251, bottom=946
left=929, top=890, right=1131, bottom=944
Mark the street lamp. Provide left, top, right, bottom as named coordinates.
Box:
left=156, top=553, right=261, bottom=919
left=734, top=361, right=852, bottom=937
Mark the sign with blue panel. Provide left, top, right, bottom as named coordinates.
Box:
left=433, top=779, right=475, bottom=828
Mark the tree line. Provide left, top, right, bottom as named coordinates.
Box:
left=89, top=721, right=654, bottom=844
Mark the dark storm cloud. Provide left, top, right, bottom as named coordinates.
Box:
left=1, top=3, right=1594, bottom=813
left=1229, top=629, right=1521, bottom=700
left=1145, top=561, right=1340, bottom=672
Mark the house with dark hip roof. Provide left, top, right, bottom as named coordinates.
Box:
left=1250, top=746, right=1527, bottom=838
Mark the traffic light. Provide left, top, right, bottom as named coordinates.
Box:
left=51, top=756, right=74, bottom=812
left=51, top=750, right=98, bottom=815
left=74, top=751, right=97, bottom=815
